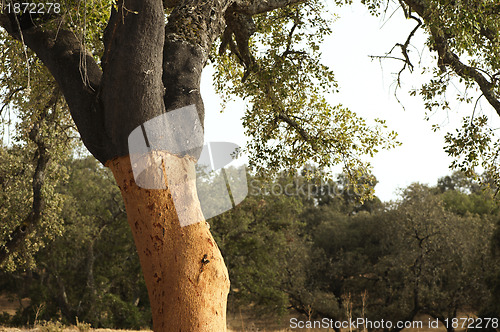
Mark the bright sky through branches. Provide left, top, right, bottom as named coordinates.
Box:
left=201, top=1, right=500, bottom=202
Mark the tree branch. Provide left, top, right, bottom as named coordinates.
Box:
left=99, top=0, right=166, bottom=159
left=0, top=119, right=50, bottom=266
left=401, top=0, right=500, bottom=116
left=276, top=112, right=312, bottom=143
left=263, top=79, right=319, bottom=151
left=161, top=0, right=234, bottom=160
left=219, top=7, right=257, bottom=82
left=368, top=13, right=422, bottom=91
left=438, top=46, right=500, bottom=114
left=0, top=15, right=111, bottom=163
left=0, top=87, right=25, bottom=118
left=233, top=0, right=305, bottom=15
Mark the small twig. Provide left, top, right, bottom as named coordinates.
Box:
left=470, top=93, right=484, bottom=125
left=0, top=86, right=25, bottom=117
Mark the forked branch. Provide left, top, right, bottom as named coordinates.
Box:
left=401, top=0, right=500, bottom=115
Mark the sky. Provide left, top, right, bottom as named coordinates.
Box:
left=200, top=1, right=499, bottom=202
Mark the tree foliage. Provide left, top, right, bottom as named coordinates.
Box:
left=0, top=40, right=75, bottom=270
left=214, top=1, right=400, bottom=196
left=1, top=157, right=150, bottom=329
left=1, top=157, right=499, bottom=329
left=362, top=0, right=500, bottom=187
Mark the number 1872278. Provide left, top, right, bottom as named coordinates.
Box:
left=2, top=2, right=61, bottom=14
left=444, top=318, right=499, bottom=329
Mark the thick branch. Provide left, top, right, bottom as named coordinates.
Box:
left=0, top=15, right=111, bottom=163
left=439, top=47, right=500, bottom=113
left=100, top=0, right=166, bottom=159
left=401, top=0, right=500, bottom=116
left=164, top=0, right=231, bottom=58
left=219, top=9, right=256, bottom=73
left=160, top=0, right=234, bottom=160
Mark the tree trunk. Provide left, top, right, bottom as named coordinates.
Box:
left=1, top=1, right=233, bottom=329
left=107, top=153, right=230, bottom=331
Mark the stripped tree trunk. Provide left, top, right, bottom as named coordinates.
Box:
left=108, top=154, right=229, bottom=331
left=0, top=0, right=236, bottom=329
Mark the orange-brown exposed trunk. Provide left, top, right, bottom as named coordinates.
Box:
left=107, top=154, right=230, bottom=331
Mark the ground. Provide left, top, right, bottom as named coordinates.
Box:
left=0, top=295, right=471, bottom=331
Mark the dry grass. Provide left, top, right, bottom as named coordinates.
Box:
left=0, top=320, right=465, bottom=332
left=0, top=316, right=460, bottom=332
left=0, top=295, right=471, bottom=332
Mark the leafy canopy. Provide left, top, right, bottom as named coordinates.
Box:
left=213, top=0, right=400, bottom=198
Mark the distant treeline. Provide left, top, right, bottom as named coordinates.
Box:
left=1, top=157, right=499, bottom=331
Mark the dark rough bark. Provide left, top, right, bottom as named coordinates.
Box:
left=232, top=0, right=304, bottom=15
left=100, top=0, right=166, bottom=157
left=162, top=0, right=231, bottom=140
left=162, top=40, right=205, bottom=128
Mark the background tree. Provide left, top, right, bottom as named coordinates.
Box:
left=0, top=59, right=73, bottom=270
left=288, top=179, right=497, bottom=331
left=1, top=156, right=151, bottom=329
left=1, top=157, right=498, bottom=330
left=208, top=171, right=305, bottom=316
